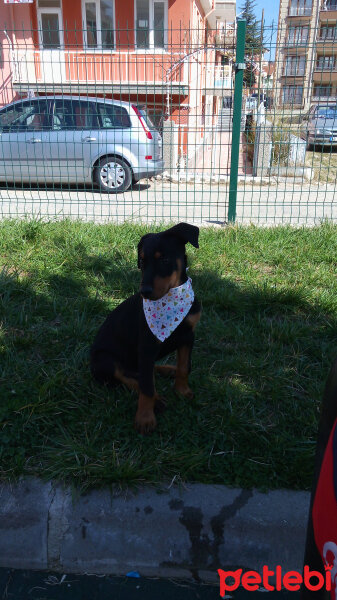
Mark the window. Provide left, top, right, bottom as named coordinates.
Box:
left=289, top=0, right=312, bottom=16
left=282, top=85, right=303, bottom=104
left=287, top=26, right=309, bottom=45
left=316, top=56, right=336, bottom=70
left=83, top=0, right=115, bottom=49
left=0, top=100, right=51, bottom=132
left=37, top=0, right=63, bottom=49
left=314, top=84, right=332, bottom=98
left=135, top=0, right=167, bottom=49
left=97, top=103, right=131, bottom=128
left=52, top=100, right=100, bottom=129
left=320, top=26, right=337, bottom=40
left=284, top=55, right=306, bottom=76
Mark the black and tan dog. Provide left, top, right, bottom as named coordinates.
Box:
left=90, top=222, right=201, bottom=434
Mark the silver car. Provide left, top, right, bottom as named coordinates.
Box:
left=0, top=96, right=164, bottom=193
left=303, top=104, right=337, bottom=149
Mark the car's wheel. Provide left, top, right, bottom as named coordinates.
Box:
left=94, top=156, right=132, bottom=193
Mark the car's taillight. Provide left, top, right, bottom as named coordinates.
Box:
left=132, top=105, right=153, bottom=140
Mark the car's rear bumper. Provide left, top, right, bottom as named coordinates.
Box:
left=133, top=160, right=165, bottom=181
left=308, top=134, right=337, bottom=145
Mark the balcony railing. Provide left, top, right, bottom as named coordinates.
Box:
left=205, top=65, right=232, bottom=89
left=11, top=48, right=189, bottom=88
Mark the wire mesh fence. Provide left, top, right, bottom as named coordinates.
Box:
left=0, top=1, right=336, bottom=226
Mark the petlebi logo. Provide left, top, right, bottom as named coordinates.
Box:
left=218, top=564, right=333, bottom=596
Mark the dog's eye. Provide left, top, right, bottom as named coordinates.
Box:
left=159, top=257, right=170, bottom=264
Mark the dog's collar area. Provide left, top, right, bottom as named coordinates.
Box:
left=143, top=277, right=194, bottom=342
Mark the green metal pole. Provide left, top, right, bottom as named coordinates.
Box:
left=228, top=19, right=246, bottom=223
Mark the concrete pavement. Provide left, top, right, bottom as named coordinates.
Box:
left=0, top=477, right=310, bottom=582
left=0, top=180, right=335, bottom=226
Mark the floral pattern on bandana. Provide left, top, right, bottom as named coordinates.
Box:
left=143, top=277, right=194, bottom=341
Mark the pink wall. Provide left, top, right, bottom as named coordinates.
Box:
left=0, top=3, right=33, bottom=106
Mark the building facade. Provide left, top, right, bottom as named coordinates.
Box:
left=0, top=0, right=236, bottom=160
left=274, top=0, right=337, bottom=109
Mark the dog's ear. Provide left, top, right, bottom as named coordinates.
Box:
left=137, top=233, right=152, bottom=268
left=163, top=223, right=199, bottom=248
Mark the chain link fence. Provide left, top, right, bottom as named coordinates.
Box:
left=0, top=6, right=336, bottom=225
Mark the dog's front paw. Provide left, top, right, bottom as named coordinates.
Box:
left=135, top=410, right=157, bottom=434
left=174, top=384, right=194, bottom=400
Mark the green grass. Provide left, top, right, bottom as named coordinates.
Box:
left=1, top=220, right=337, bottom=493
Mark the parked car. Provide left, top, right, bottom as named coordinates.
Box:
left=0, top=96, right=164, bottom=193
left=301, top=104, right=337, bottom=150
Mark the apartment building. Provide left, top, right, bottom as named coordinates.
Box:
left=274, top=0, right=337, bottom=109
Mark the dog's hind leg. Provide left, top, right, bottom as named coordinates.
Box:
left=155, top=365, right=177, bottom=378
left=91, top=352, right=139, bottom=392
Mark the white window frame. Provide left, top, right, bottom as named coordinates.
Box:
left=82, top=0, right=116, bottom=50
left=134, top=0, right=168, bottom=52
left=37, top=5, right=64, bottom=49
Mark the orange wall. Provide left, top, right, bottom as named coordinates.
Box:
left=115, top=0, right=135, bottom=48
left=62, top=2, right=83, bottom=47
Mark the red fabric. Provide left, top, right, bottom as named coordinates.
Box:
left=313, top=419, right=337, bottom=599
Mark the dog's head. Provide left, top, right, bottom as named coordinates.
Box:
left=137, top=223, right=199, bottom=300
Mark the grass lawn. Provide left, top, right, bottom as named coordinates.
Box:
left=0, top=220, right=337, bottom=493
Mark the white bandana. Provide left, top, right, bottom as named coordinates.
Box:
left=143, top=277, right=194, bottom=341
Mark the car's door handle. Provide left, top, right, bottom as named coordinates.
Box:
left=82, top=136, right=97, bottom=142
left=28, top=138, right=42, bottom=143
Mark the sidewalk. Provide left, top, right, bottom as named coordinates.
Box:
left=0, top=478, right=310, bottom=581
left=0, top=180, right=335, bottom=225
left=0, top=568, right=300, bottom=600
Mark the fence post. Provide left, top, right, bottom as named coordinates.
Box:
left=228, top=19, right=246, bottom=223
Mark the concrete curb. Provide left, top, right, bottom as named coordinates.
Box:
left=0, top=477, right=310, bottom=582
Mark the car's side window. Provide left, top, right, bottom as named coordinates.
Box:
left=0, top=100, right=50, bottom=132
left=53, top=100, right=100, bottom=130
left=98, top=104, right=131, bottom=129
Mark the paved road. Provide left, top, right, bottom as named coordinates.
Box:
left=0, top=180, right=335, bottom=226
left=0, top=568, right=300, bottom=600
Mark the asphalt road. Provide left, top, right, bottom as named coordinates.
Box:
left=0, top=179, right=335, bottom=226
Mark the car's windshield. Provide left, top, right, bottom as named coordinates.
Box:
left=316, top=107, right=337, bottom=118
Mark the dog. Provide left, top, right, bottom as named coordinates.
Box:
left=90, top=222, right=201, bottom=434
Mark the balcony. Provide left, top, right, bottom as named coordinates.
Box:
left=10, top=48, right=189, bottom=95
left=313, top=70, right=337, bottom=83
left=214, top=27, right=235, bottom=48
left=321, top=1, right=337, bottom=10
left=320, top=1, right=337, bottom=21
left=204, top=65, right=232, bottom=95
